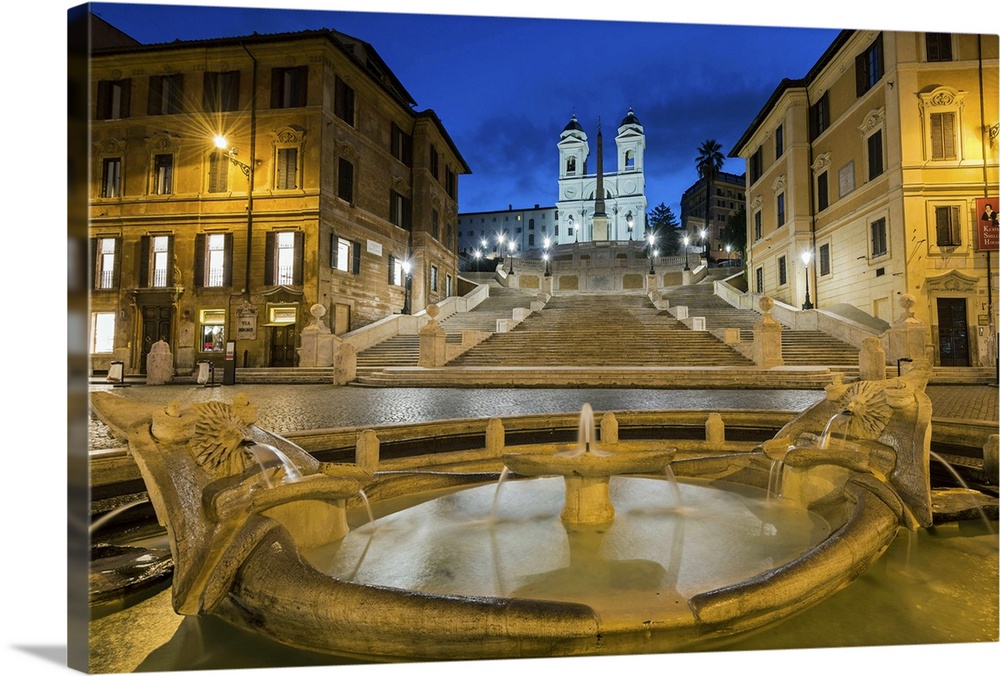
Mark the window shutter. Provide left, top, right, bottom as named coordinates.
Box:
left=330, top=233, right=339, bottom=268
left=264, top=231, right=275, bottom=285
left=223, top=233, right=234, bottom=286
left=270, top=67, right=282, bottom=108
left=292, top=231, right=304, bottom=285
left=147, top=75, right=162, bottom=115
left=111, top=237, right=122, bottom=287
left=295, top=66, right=308, bottom=107
left=388, top=255, right=395, bottom=285
left=352, top=241, right=361, bottom=275
left=931, top=115, right=944, bottom=159
left=139, top=236, right=150, bottom=287
left=165, top=236, right=175, bottom=286
left=942, top=113, right=956, bottom=158
left=194, top=234, right=205, bottom=287
left=855, top=52, right=866, bottom=97
left=89, top=238, right=98, bottom=289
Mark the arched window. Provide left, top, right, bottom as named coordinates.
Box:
left=566, top=157, right=576, bottom=174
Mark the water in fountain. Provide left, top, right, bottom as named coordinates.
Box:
left=767, top=459, right=785, bottom=501
left=561, top=402, right=612, bottom=457
left=89, top=498, right=149, bottom=536
left=357, top=488, right=375, bottom=525
left=929, top=450, right=995, bottom=535
left=819, top=411, right=852, bottom=450
left=246, top=441, right=302, bottom=488
left=490, top=466, right=511, bottom=522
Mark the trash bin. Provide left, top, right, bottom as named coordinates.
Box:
left=196, top=360, right=213, bottom=385
left=107, top=361, right=124, bottom=383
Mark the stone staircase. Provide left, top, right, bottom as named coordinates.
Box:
left=354, top=286, right=538, bottom=376
left=447, top=292, right=752, bottom=368
left=660, top=283, right=861, bottom=371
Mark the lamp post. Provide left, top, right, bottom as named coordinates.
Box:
left=402, top=259, right=412, bottom=314
left=801, top=250, right=814, bottom=309
left=507, top=241, right=516, bottom=274
left=496, top=233, right=505, bottom=263
left=473, top=249, right=482, bottom=272
left=543, top=237, right=551, bottom=276
left=647, top=233, right=656, bottom=274
left=699, top=228, right=708, bottom=268
left=682, top=235, right=691, bottom=271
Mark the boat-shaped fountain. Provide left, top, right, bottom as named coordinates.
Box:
left=89, top=359, right=943, bottom=661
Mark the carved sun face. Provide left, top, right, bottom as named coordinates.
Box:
left=835, top=381, right=892, bottom=441
left=188, top=401, right=254, bottom=478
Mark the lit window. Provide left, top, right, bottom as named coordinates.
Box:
left=96, top=79, right=130, bottom=120
left=200, top=309, right=226, bottom=353
left=91, top=312, right=115, bottom=353
left=152, top=154, right=173, bottom=195
left=101, top=158, right=121, bottom=198
left=150, top=235, right=171, bottom=287
left=276, top=232, right=296, bottom=285
left=93, top=237, right=119, bottom=289
left=206, top=234, right=227, bottom=286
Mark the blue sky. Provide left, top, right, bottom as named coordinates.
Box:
left=84, top=1, right=856, bottom=216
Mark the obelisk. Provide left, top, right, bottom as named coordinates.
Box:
left=592, top=118, right=609, bottom=240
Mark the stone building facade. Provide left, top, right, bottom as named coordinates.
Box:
left=87, top=16, right=469, bottom=375
left=731, top=29, right=999, bottom=368
left=679, top=170, right=746, bottom=262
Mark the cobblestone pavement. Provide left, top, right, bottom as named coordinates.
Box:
left=86, top=382, right=997, bottom=451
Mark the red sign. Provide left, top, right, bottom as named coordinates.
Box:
left=976, top=196, right=999, bottom=251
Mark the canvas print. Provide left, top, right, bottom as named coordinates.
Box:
left=62, top=1, right=998, bottom=674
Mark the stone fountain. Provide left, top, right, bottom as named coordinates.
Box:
left=89, top=358, right=943, bottom=661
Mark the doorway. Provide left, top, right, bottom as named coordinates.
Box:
left=937, top=298, right=970, bottom=366
left=140, top=306, right=173, bottom=374
left=333, top=303, right=351, bottom=335
left=269, top=323, right=297, bottom=367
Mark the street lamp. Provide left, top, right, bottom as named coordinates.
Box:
left=647, top=232, right=656, bottom=274
left=626, top=212, right=634, bottom=240
left=507, top=241, right=516, bottom=274
left=682, top=235, right=691, bottom=271
left=401, top=259, right=412, bottom=314
left=473, top=249, right=482, bottom=272
left=699, top=228, right=708, bottom=267
left=801, top=250, right=814, bottom=309
left=543, top=237, right=551, bottom=276
left=496, top=233, right=505, bottom=263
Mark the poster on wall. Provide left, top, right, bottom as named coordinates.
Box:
left=976, top=196, right=1000, bottom=251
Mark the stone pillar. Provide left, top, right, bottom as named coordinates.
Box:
left=145, top=339, right=174, bottom=385
left=753, top=297, right=784, bottom=367
left=646, top=273, right=658, bottom=293
left=485, top=418, right=505, bottom=457
left=682, top=268, right=695, bottom=286
left=298, top=303, right=335, bottom=367
left=600, top=412, right=619, bottom=445
left=333, top=339, right=356, bottom=385
left=859, top=336, right=887, bottom=380
left=355, top=429, right=380, bottom=470
left=885, top=294, right=930, bottom=366
left=705, top=412, right=725, bottom=446
left=542, top=275, right=554, bottom=296
left=674, top=306, right=689, bottom=320
left=418, top=303, right=447, bottom=367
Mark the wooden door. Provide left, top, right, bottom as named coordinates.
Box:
left=269, top=324, right=297, bottom=367
left=937, top=298, right=970, bottom=367
left=140, top=306, right=173, bottom=374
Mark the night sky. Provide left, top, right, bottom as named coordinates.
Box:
left=83, top=0, right=977, bottom=217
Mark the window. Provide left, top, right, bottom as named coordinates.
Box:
left=147, top=74, right=184, bottom=115
left=195, top=233, right=233, bottom=287
left=777, top=193, right=785, bottom=227
left=390, top=191, right=412, bottom=229
left=870, top=217, right=887, bottom=258
left=92, top=237, right=120, bottom=289
left=101, top=157, right=121, bottom=198
left=934, top=206, right=962, bottom=246
left=930, top=112, right=956, bottom=160
left=774, top=124, right=784, bottom=159
left=391, top=123, right=413, bottom=166
left=926, top=33, right=953, bottom=62
left=430, top=145, right=439, bottom=180
left=200, top=309, right=226, bottom=353
left=203, top=71, right=240, bottom=112
left=330, top=234, right=361, bottom=274
left=91, top=312, right=115, bottom=353
left=867, top=129, right=884, bottom=180
left=778, top=256, right=787, bottom=286
left=446, top=274, right=453, bottom=297
left=96, top=79, right=130, bottom=119
left=430, top=265, right=438, bottom=292
left=819, top=243, right=831, bottom=276
left=208, top=151, right=229, bottom=193
left=445, top=167, right=457, bottom=199
left=817, top=171, right=829, bottom=212
left=856, top=33, right=884, bottom=97
left=567, top=157, right=577, bottom=174
left=337, top=157, right=354, bottom=203
left=809, top=92, right=829, bottom=140
left=140, top=235, right=173, bottom=288
left=152, top=154, right=173, bottom=195
left=432, top=209, right=439, bottom=239
left=753, top=210, right=762, bottom=241
left=265, top=231, right=304, bottom=285
left=755, top=266, right=764, bottom=293
left=276, top=147, right=299, bottom=190
left=749, top=147, right=763, bottom=183
left=270, top=66, right=307, bottom=108
left=388, top=255, right=406, bottom=286
left=334, top=76, right=355, bottom=125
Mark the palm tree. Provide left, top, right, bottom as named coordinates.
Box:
left=696, top=139, right=725, bottom=266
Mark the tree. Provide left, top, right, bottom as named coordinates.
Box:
left=695, top=139, right=725, bottom=265
left=721, top=206, right=747, bottom=261
left=646, top=202, right=681, bottom=255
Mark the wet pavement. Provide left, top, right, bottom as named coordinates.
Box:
left=86, top=382, right=997, bottom=450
